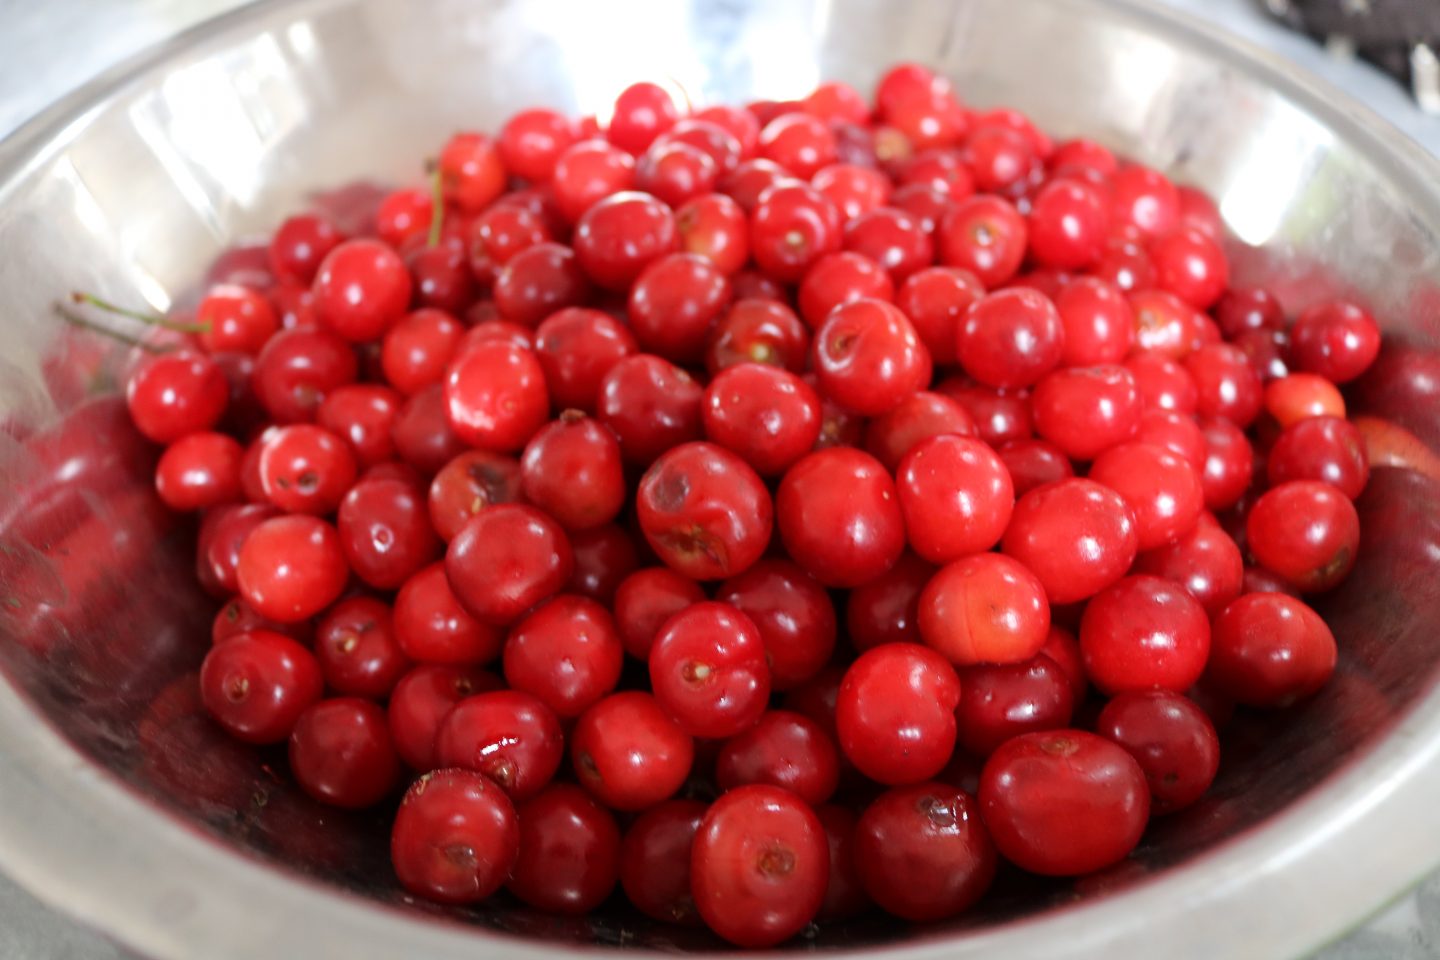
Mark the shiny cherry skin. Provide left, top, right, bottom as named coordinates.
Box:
left=627, top=252, right=731, bottom=364
left=311, top=239, right=412, bottom=342
left=649, top=601, right=771, bottom=739
left=845, top=552, right=935, bottom=651
left=919, top=553, right=1051, bottom=666
left=1133, top=407, right=1207, bottom=467
left=492, top=241, right=591, bottom=325
left=565, top=522, right=639, bottom=603
left=380, top=309, right=463, bottom=396
left=1207, top=592, right=1337, bottom=707
left=958, top=288, right=1065, bottom=390
left=445, top=503, right=574, bottom=625
left=759, top=111, right=838, bottom=178
left=256, top=423, right=356, bottom=515
left=498, top=107, right=577, bottom=181
left=1199, top=417, right=1256, bottom=512
left=1267, top=416, right=1369, bottom=499
left=607, top=81, right=682, bottom=154
left=636, top=441, right=773, bottom=581
left=200, top=629, right=323, bottom=744
left=534, top=307, right=638, bottom=412
left=154, top=432, right=244, bottom=512
left=387, top=665, right=500, bottom=771
left=865, top=390, right=977, bottom=472
left=197, top=503, right=279, bottom=596
left=573, top=191, right=678, bottom=290
left=717, top=709, right=840, bottom=805
left=1133, top=513, right=1245, bottom=617
left=1080, top=574, right=1211, bottom=694
left=126, top=351, right=229, bottom=444
left=315, top=596, right=411, bottom=699
left=1109, top=164, right=1179, bottom=238
left=288, top=697, right=400, bottom=809
left=1030, top=365, right=1142, bottom=460
left=1246, top=480, right=1359, bottom=592
left=390, top=385, right=467, bottom=474
left=269, top=213, right=342, bottom=285
left=337, top=477, right=439, bottom=589
left=677, top=192, right=750, bottom=275
left=836, top=642, right=961, bottom=785
left=797, top=251, right=895, bottom=327
left=1289, top=300, right=1381, bottom=384
left=197, top=284, right=279, bottom=355
left=316, top=383, right=400, bottom=467
left=978, top=729, right=1149, bottom=876
left=636, top=141, right=720, bottom=207
left=997, top=438, right=1073, bottom=496
left=598, top=354, right=704, bottom=464
left=426, top=449, right=523, bottom=542
left=813, top=298, right=931, bottom=416
left=437, top=132, right=506, bottom=212
left=691, top=784, right=829, bottom=948
left=393, top=562, right=504, bottom=665
left=1264, top=372, right=1346, bottom=428
left=813, top=163, right=891, bottom=222
left=1054, top=276, right=1134, bottom=366
left=1149, top=226, right=1229, bottom=309
left=1184, top=342, right=1263, bottom=428
left=749, top=182, right=844, bottom=283
left=520, top=412, right=626, bottom=532
left=571, top=690, right=694, bottom=811
left=955, top=655, right=1075, bottom=756
left=897, top=434, right=1014, bottom=564
left=506, top=783, right=621, bottom=915
left=705, top=298, right=810, bottom=374
left=552, top=138, right=638, bottom=222
left=895, top=266, right=984, bottom=366
left=444, top=340, right=549, bottom=453
left=716, top=559, right=836, bottom=690
left=1089, top=441, right=1205, bottom=550
left=777, top=448, right=906, bottom=588
left=703, top=363, right=822, bottom=476
left=1096, top=690, right=1219, bottom=813
left=236, top=515, right=349, bottom=623
left=1028, top=177, right=1108, bottom=269
left=940, top=379, right=1035, bottom=447
left=390, top=769, right=520, bottom=904
left=613, top=566, right=707, bottom=661
left=937, top=195, right=1028, bottom=288
left=1002, top=478, right=1139, bottom=604
left=434, top=689, right=564, bottom=801
left=503, top=594, right=624, bottom=718
left=620, top=800, right=708, bottom=925
left=854, top=782, right=997, bottom=921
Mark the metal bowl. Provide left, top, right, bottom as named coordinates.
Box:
left=4, top=0, right=1440, bottom=957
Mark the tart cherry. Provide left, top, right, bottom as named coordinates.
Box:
left=1150, top=226, right=1228, bottom=309
left=676, top=192, right=750, bottom=275
left=338, top=477, right=440, bottom=589
left=390, top=768, right=519, bottom=904
left=627, top=252, right=731, bottom=364
left=865, top=390, right=977, bottom=472
left=388, top=665, right=501, bottom=771
left=636, top=141, right=720, bottom=207
left=520, top=413, right=626, bottom=532
left=257, top=423, right=357, bottom=515
left=269, top=213, right=342, bottom=285
left=572, top=691, right=694, bottom=811
left=199, top=630, right=323, bottom=743
left=939, top=379, right=1035, bottom=447
left=1133, top=407, right=1206, bottom=466
left=498, top=107, right=577, bottom=182
left=1096, top=690, right=1219, bottom=813
left=1245, top=480, right=1359, bottom=593
left=394, top=562, right=503, bottom=665
left=252, top=328, right=358, bottom=424
left=1133, top=514, right=1245, bottom=617
left=444, top=340, right=548, bottom=452
left=813, top=163, right=891, bottom=221
left=691, top=785, right=829, bottom=948
left=155, top=432, right=243, bottom=512
left=958, top=288, right=1064, bottom=389
left=552, top=139, right=637, bottom=222
left=375, top=188, right=431, bottom=249
left=566, top=522, right=640, bottom=603
left=598, top=354, right=704, bottom=464
left=236, top=515, right=349, bottom=623
left=1289, top=300, right=1380, bottom=383
left=311, top=239, right=412, bottom=342
left=197, top=503, right=279, bottom=596
left=1208, top=592, right=1337, bottom=707
left=706, top=298, right=810, bottom=374
left=894, top=266, right=981, bottom=366
left=468, top=204, right=550, bottom=286
left=613, top=567, right=707, bottom=660
left=1027, top=178, right=1108, bottom=269
left=1184, top=343, right=1263, bottom=428
left=289, top=697, right=400, bottom=809
left=1002, top=478, right=1139, bottom=604
left=1267, top=416, right=1369, bottom=499
left=1263, top=372, right=1346, bottom=428
left=659, top=118, right=745, bottom=176
left=1199, top=417, right=1255, bottom=511
left=759, top=112, right=838, bottom=179
left=637, top=441, right=773, bottom=581
left=1080, top=575, right=1211, bottom=694
left=126, top=351, right=229, bottom=444
left=854, top=782, right=996, bottom=921
left=798, top=252, right=895, bottom=328
left=716, top=558, right=836, bottom=690
left=427, top=449, right=523, bottom=541
left=749, top=182, right=842, bottom=283
left=649, top=601, right=771, bottom=739
left=919, top=553, right=1050, bottom=666
left=434, top=689, right=564, bottom=800
left=197, top=285, right=279, bottom=355
left=703, top=363, right=822, bottom=476
left=1109, top=165, right=1179, bottom=238
left=1054, top=276, right=1133, bottom=366
left=837, top=643, right=961, bottom=785
left=503, top=595, right=623, bottom=718
left=777, top=448, right=906, bottom=588
left=717, top=710, right=840, bottom=805
left=408, top=239, right=476, bottom=315
left=845, top=552, right=935, bottom=651
left=316, top=383, right=400, bottom=467
left=1031, top=365, right=1141, bottom=460
left=898, top=434, right=1014, bottom=564
left=956, top=655, right=1075, bottom=756
left=937, top=194, right=1028, bottom=288
left=315, top=596, right=411, bottom=699
left=492, top=241, right=591, bottom=325
left=607, top=82, right=682, bottom=154
left=535, top=307, right=638, bottom=412
left=997, top=438, right=1074, bottom=496
left=621, top=800, right=708, bottom=926
left=1089, top=441, right=1204, bottom=550
left=813, top=298, right=931, bottom=416
left=573, top=191, right=678, bottom=290
left=446, top=503, right=573, bottom=625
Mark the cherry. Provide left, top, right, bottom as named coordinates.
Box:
left=498, top=107, right=577, bottom=182
left=520, top=413, right=626, bottom=531
left=1267, top=416, right=1369, bottom=499
left=289, top=698, right=400, bottom=809
left=897, top=434, right=1014, bottom=564
left=1289, top=300, right=1380, bottom=383
left=436, top=131, right=506, bottom=212
left=676, top=192, right=750, bottom=275
left=1027, top=178, right=1108, bottom=269
left=836, top=642, right=961, bottom=785
left=598, top=354, right=704, bottom=464
left=1215, top=286, right=1284, bottom=337
left=865, top=390, right=976, bottom=472
left=446, top=503, right=573, bottom=625
left=649, top=601, right=771, bottom=739
left=937, top=194, right=1027, bottom=288
left=269, top=213, right=342, bottom=285
left=637, top=441, right=773, bottom=581
left=723, top=157, right=794, bottom=212
left=199, top=629, right=323, bottom=743
left=889, top=183, right=950, bottom=236
left=1096, top=690, right=1219, bottom=813
left=919, top=553, right=1050, bottom=666
left=252, top=328, right=358, bottom=424
left=1207, top=592, right=1337, bottom=707
left=854, top=782, right=996, bottom=921
left=1198, top=417, right=1255, bottom=512
left=154, top=432, right=243, bottom=511
left=211, top=596, right=312, bottom=647
left=1109, top=164, right=1179, bottom=238
left=467, top=204, right=550, bottom=286
left=636, top=141, right=719, bottom=207
left=702, top=363, right=822, bottom=476
left=717, top=710, right=840, bottom=805
left=434, top=689, right=564, bottom=800
left=625, top=252, right=731, bottom=364
left=798, top=252, right=895, bottom=327
left=613, top=566, right=707, bottom=660
left=813, top=298, right=931, bottom=416
left=694, top=105, right=761, bottom=158
left=408, top=239, right=476, bottom=315
left=1092, top=237, right=1156, bottom=293
left=1149, top=226, right=1228, bottom=309
left=1126, top=354, right=1199, bottom=415
left=1263, top=372, right=1346, bottom=428
left=979, top=729, right=1149, bottom=876
left=311, top=239, right=411, bottom=342
left=257, top=423, right=357, bottom=515
left=1184, top=342, right=1263, bottom=428
left=535, top=307, right=638, bottom=412
left=1080, top=574, right=1211, bottom=694
left=940, top=379, right=1035, bottom=447
left=376, top=188, right=431, bottom=249
left=1002, top=478, right=1139, bottom=604
left=492, top=241, right=591, bottom=325
left=845, top=553, right=935, bottom=651
left=390, top=769, right=519, bottom=904
left=1245, top=480, right=1359, bottom=592
left=759, top=112, right=838, bottom=178
left=503, top=595, right=623, bottom=718
left=1031, top=365, right=1141, bottom=460
left=1049, top=138, right=1117, bottom=175
left=336, top=477, right=438, bottom=589
left=573, top=191, right=678, bottom=290
left=894, top=266, right=982, bottom=366
left=705, top=298, right=809, bottom=374
left=997, top=438, right=1074, bottom=496
left=777, top=448, right=906, bottom=588
left=1089, top=441, right=1204, bottom=550
left=620, top=800, right=707, bottom=925
left=749, top=182, right=842, bottom=283
left=956, top=655, right=1075, bottom=756
left=566, top=522, right=640, bottom=603
left=608, top=82, right=682, bottom=154
left=126, top=351, right=229, bottom=444
left=1054, top=276, right=1134, bottom=366
left=197, top=503, right=279, bottom=596
left=716, top=558, right=836, bottom=690
left=444, top=339, right=549, bottom=452
left=572, top=690, right=694, bottom=811
left=875, top=62, right=955, bottom=118
left=691, top=785, right=829, bottom=948
left=195, top=284, right=278, bottom=356
left=1133, top=514, right=1245, bottom=617
left=315, top=596, right=411, bottom=699
left=427, top=449, right=523, bottom=541
left=387, top=665, right=500, bottom=771
left=315, top=383, right=400, bottom=467
left=236, top=515, right=349, bottom=623
left=659, top=118, right=745, bottom=176
left=552, top=139, right=638, bottom=222
left=813, top=163, right=891, bottom=221
left=1133, top=407, right=1206, bottom=467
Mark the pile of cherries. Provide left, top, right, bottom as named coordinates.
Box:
left=111, top=63, right=1380, bottom=947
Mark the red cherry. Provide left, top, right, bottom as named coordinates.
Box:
left=919, top=553, right=1050, bottom=666
left=1002, top=478, right=1139, bottom=605
left=1054, top=276, right=1134, bottom=366
left=444, top=340, right=549, bottom=452
left=252, top=328, right=358, bottom=424
left=155, top=432, right=244, bottom=511
left=1109, top=165, right=1179, bottom=239
left=649, top=601, right=771, bottom=739
left=572, top=691, right=694, bottom=811
left=955, top=655, right=1075, bottom=756
left=676, top=192, right=750, bottom=275
left=269, top=213, right=342, bottom=285
left=637, top=441, right=773, bottom=581
left=289, top=697, right=400, bottom=809
left=503, top=595, right=623, bottom=718
left=534, top=307, right=638, bottom=413
left=1088, top=441, right=1204, bottom=551
left=236, top=515, right=349, bottom=623
left=1031, top=365, right=1142, bottom=461
left=427, top=449, right=523, bottom=542
left=777, top=448, right=906, bottom=588
left=316, top=383, right=400, bottom=467
left=315, top=596, right=411, bottom=699
left=613, top=566, right=707, bottom=660
left=1207, top=592, right=1337, bottom=707
left=1096, top=690, right=1219, bottom=813
left=445, top=503, right=574, bottom=625
left=390, top=769, right=519, bottom=904
left=1027, top=178, right=1108, bottom=269
left=387, top=665, right=501, bottom=771
left=197, top=503, right=279, bottom=596
left=627, top=252, right=731, bottom=365
left=434, top=689, right=564, bottom=800
left=498, top=107, right=577, bottom=182
left=598, top=354, right=704, bottom=465
left=553, top=139, right=638, bottom=222
left=997, top=438, right=1074, bottom=496
left=836, top=642, right=961, bottom=785
left=1245, top=480, right=1359, bottom=592
left=897, top=434, right=1014, bottom=564
left=1150, top=226, right=1229, bottom=309
left=1080, top=574, right=1211, bottom=694
left=705, top=298, right=810, bottom=374
left=393, top=562, right=503, bottom=665
left=126, top=351, right=229, bottom=444
left=1133, top=514, right=1245, bottom=617
left=520, top=412, right=626, bottom=532
left=620, top=800, right=707, bottom=925
left=607, top=82, right=682, bottom=154
left=1267, top=416, right=1369, bottom=499
left=492, top=241, right=591, bottom=325
left=845, top=552, right=935, bottom=651
left=337, top=477, right=439, bottom=589
left=257, top=423, right=357, bottom=515
left=1289, top=300, right=1381, bottom=383
left=311, top=239, right=412, bottom=342
left=958, top=288, right=1065, bottom=389
left=573, top=191, right=678, bottom=290
left=702, top=363, right=822, bottom=476
left=199, top=630, right=323, bottom=744
left=895, top=266, right=983, bottom=366
left=749, top=182, right=842, bottom=283
left=813, top=298, right=931, bottom=416
left=717, top=710, right=841, bottom=805
left=937, top=195, right=1027, bottom=288
left=716, top=558, right=836, bottom=690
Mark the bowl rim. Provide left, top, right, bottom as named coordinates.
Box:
left=3, top=0, right=1440, bottom=957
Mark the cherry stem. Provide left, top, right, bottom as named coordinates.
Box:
left=54, top=303, right=170, bottom=352
left=426, top=163, right=445, bottom=249
left=70, top=291, right=209, bottom=334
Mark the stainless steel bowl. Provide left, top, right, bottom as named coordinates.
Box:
left=4, top=0, right=1440, bottom=957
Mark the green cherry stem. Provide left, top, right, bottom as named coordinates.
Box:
left=70, top=291, right=210, bottom=334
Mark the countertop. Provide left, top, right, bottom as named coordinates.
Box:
left=0, top=0, right=1436, bottom=957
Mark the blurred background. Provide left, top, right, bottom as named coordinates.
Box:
left=0, top=0, right=1435, bottom=957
